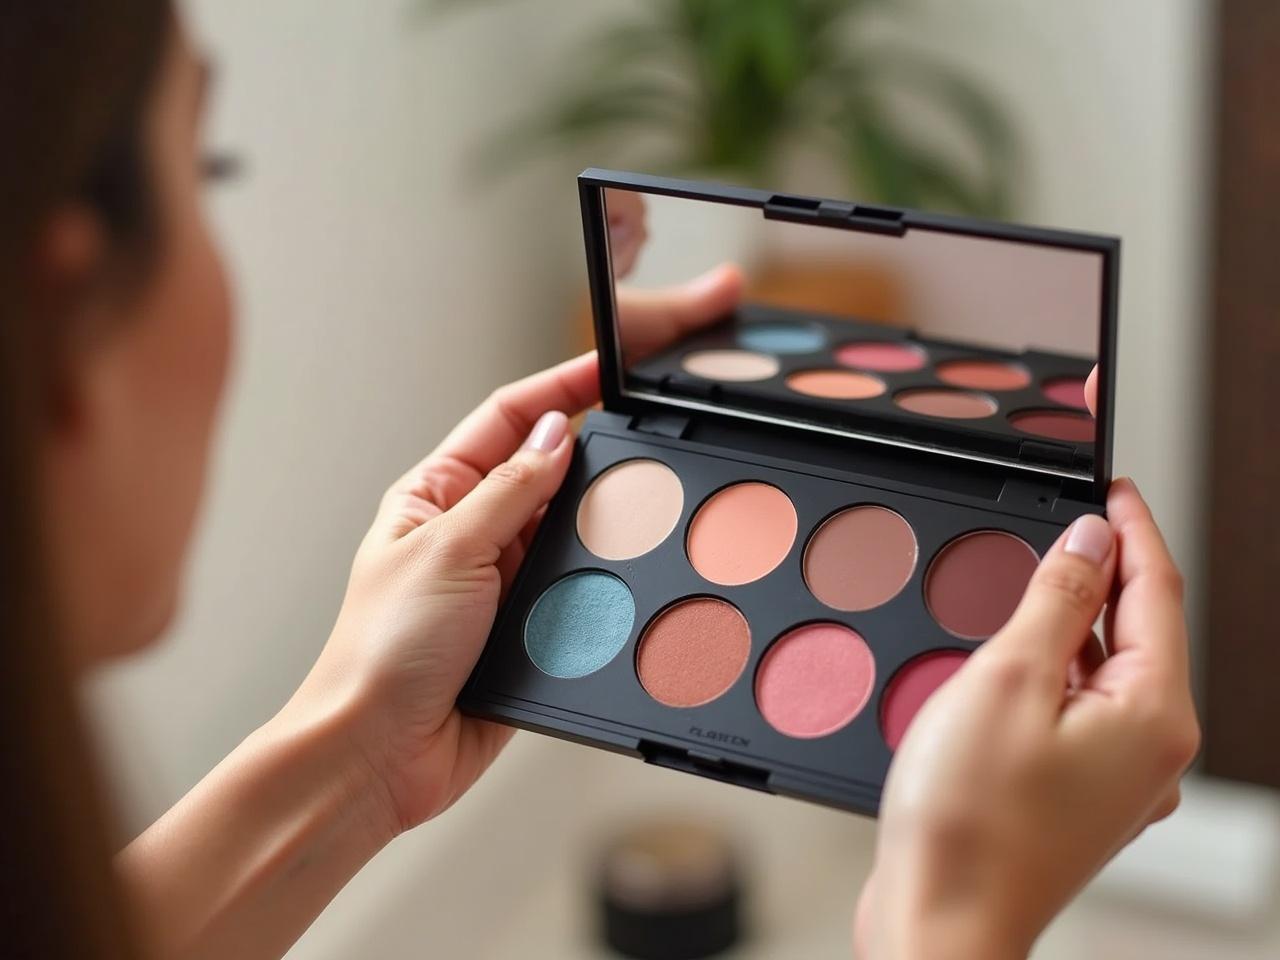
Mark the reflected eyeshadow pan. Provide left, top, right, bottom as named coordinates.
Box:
left=935, top=359, right=1031, bottom=391
left=835, top=341, right=928, bottom=372
left=525, top=572, right=635, bottom=678
left=682, top=349, right=780, bottom=382
left=637, top=598, right=751, bottom=707
left=737, top=321, right=826, bottom=355
left=894, top=388, right=998, bottom=420
left=756, top=624, right=875, bottom=738
left=577, top=459, right=684, bottom=560
left=1042, top=376, right=1090, bottom=409
left=1010, top=409, right=1096, bottom=442
left=785, top=370, right=885, bottom=400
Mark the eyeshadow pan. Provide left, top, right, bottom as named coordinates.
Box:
left=926, top=531, right=1038, bottom=639
left=894, top=387, right=998, bottom=420
left=637, top=598, right=751, bottom=707
left=881, top=650, right=970, bottom=750
left=737, top=321, right=826, bottom=355
left=756, top=624, right=875, bottom=738
left=682, top=349, right=780, bottom=382
left=1009, top=409, right=1096, bottom=442
left=835, top=341, right=928, bottom=372
left=785, top=369, right=885, bottom=400
left=1042, top=376, right=1090, bottom=409
left=577, top=459, right=684, bottom=561
left=803, top=506, right=917, bottom=611
left=687, top=483, right=797, bottom=586
left=935, top=359, right=1031, bottom=391
left=525, top=572, right=636, bottom=679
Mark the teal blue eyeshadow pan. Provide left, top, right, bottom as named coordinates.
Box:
left=524, top=572, right=636, bottom=679
left=737, top=322, right=826, bottom=354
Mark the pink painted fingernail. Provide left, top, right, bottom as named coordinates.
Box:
left=524, top=411, right=568, bottom=453
left=1064, top=513, right=1113, bottom=566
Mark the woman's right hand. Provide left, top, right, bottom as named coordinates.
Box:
left=855, top=479, right=1200, bottom=959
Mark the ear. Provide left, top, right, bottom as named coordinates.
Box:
left=28, top=204, right=112, bottom=435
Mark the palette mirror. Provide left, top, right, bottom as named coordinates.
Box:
left=604, top=186, right=1108, bottom=481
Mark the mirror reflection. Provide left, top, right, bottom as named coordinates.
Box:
left=606, top=188, right=1102, bottom=473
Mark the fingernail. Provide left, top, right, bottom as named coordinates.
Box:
left=523, top=411, right=568, bottom=454
left=1064, top=513, right=1113, bottom=565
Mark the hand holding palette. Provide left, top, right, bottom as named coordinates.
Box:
left=461, top=170, right=1119, bottom=815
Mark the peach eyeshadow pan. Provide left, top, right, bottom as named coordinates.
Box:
left=785, top=369, right=885, bottom=400
left=687, top=483, right=797, bottom=586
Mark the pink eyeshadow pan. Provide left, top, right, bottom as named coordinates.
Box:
left=1042, top=376, right=1089, bottom=409
left=756, top=624, right=875, bottom=738
left=835, top=341, right=927, bottom=372
left=881, top=650, right=970, bottom=750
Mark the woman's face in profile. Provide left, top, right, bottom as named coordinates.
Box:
left=44, top=16, right=234, bottom=664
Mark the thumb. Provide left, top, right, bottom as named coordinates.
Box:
left=646, top=262, right=744, bottom=326
left=987, top=513, right=1116, bottom=677
left=618, top=263, right=745, bottom=359
left=434, top=411, right=573, bottom=561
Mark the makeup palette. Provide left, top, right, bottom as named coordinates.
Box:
left=461, top=170, right=1119, bottom=815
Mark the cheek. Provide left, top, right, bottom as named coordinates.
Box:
left=107, top=214, right=234, bottom=641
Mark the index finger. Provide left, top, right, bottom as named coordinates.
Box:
left=1100, top=478, right=1190, bottom=686
left=432, top=351, right=600, bottom=476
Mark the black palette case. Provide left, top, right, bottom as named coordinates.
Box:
left=460, top=170, right=1120, bottom=815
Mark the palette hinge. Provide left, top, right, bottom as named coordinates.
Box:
left=630, top=412, right=692, bottom=440
left=764, top=194, right=907, bottom=236
left=639, top=740, right=772, bottom=794
left=998, top=475, right=1066, bottom=513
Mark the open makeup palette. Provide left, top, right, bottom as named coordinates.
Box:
left=461, top=170, right=1119, bottom=815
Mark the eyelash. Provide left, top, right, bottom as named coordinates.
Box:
left=201, top=151, right=242, bottom=184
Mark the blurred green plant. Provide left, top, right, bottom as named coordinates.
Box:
left=426, top=0, right=1020, bottom=216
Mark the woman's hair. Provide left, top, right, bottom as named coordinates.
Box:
left=0, top=4, right=171, bottom=958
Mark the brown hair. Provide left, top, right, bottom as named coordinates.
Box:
left=0, top=4, right=171, bottom=958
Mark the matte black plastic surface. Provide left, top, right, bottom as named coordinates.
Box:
left=460, top=411, right=1100, bottom=816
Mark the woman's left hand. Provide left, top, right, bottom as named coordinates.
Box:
left=291, top=354, right=593, bottom=837
left=287, top=269, right=742, bottom=839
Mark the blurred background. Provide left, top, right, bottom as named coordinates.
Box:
left=87, top=1, right=1280, bottom=957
